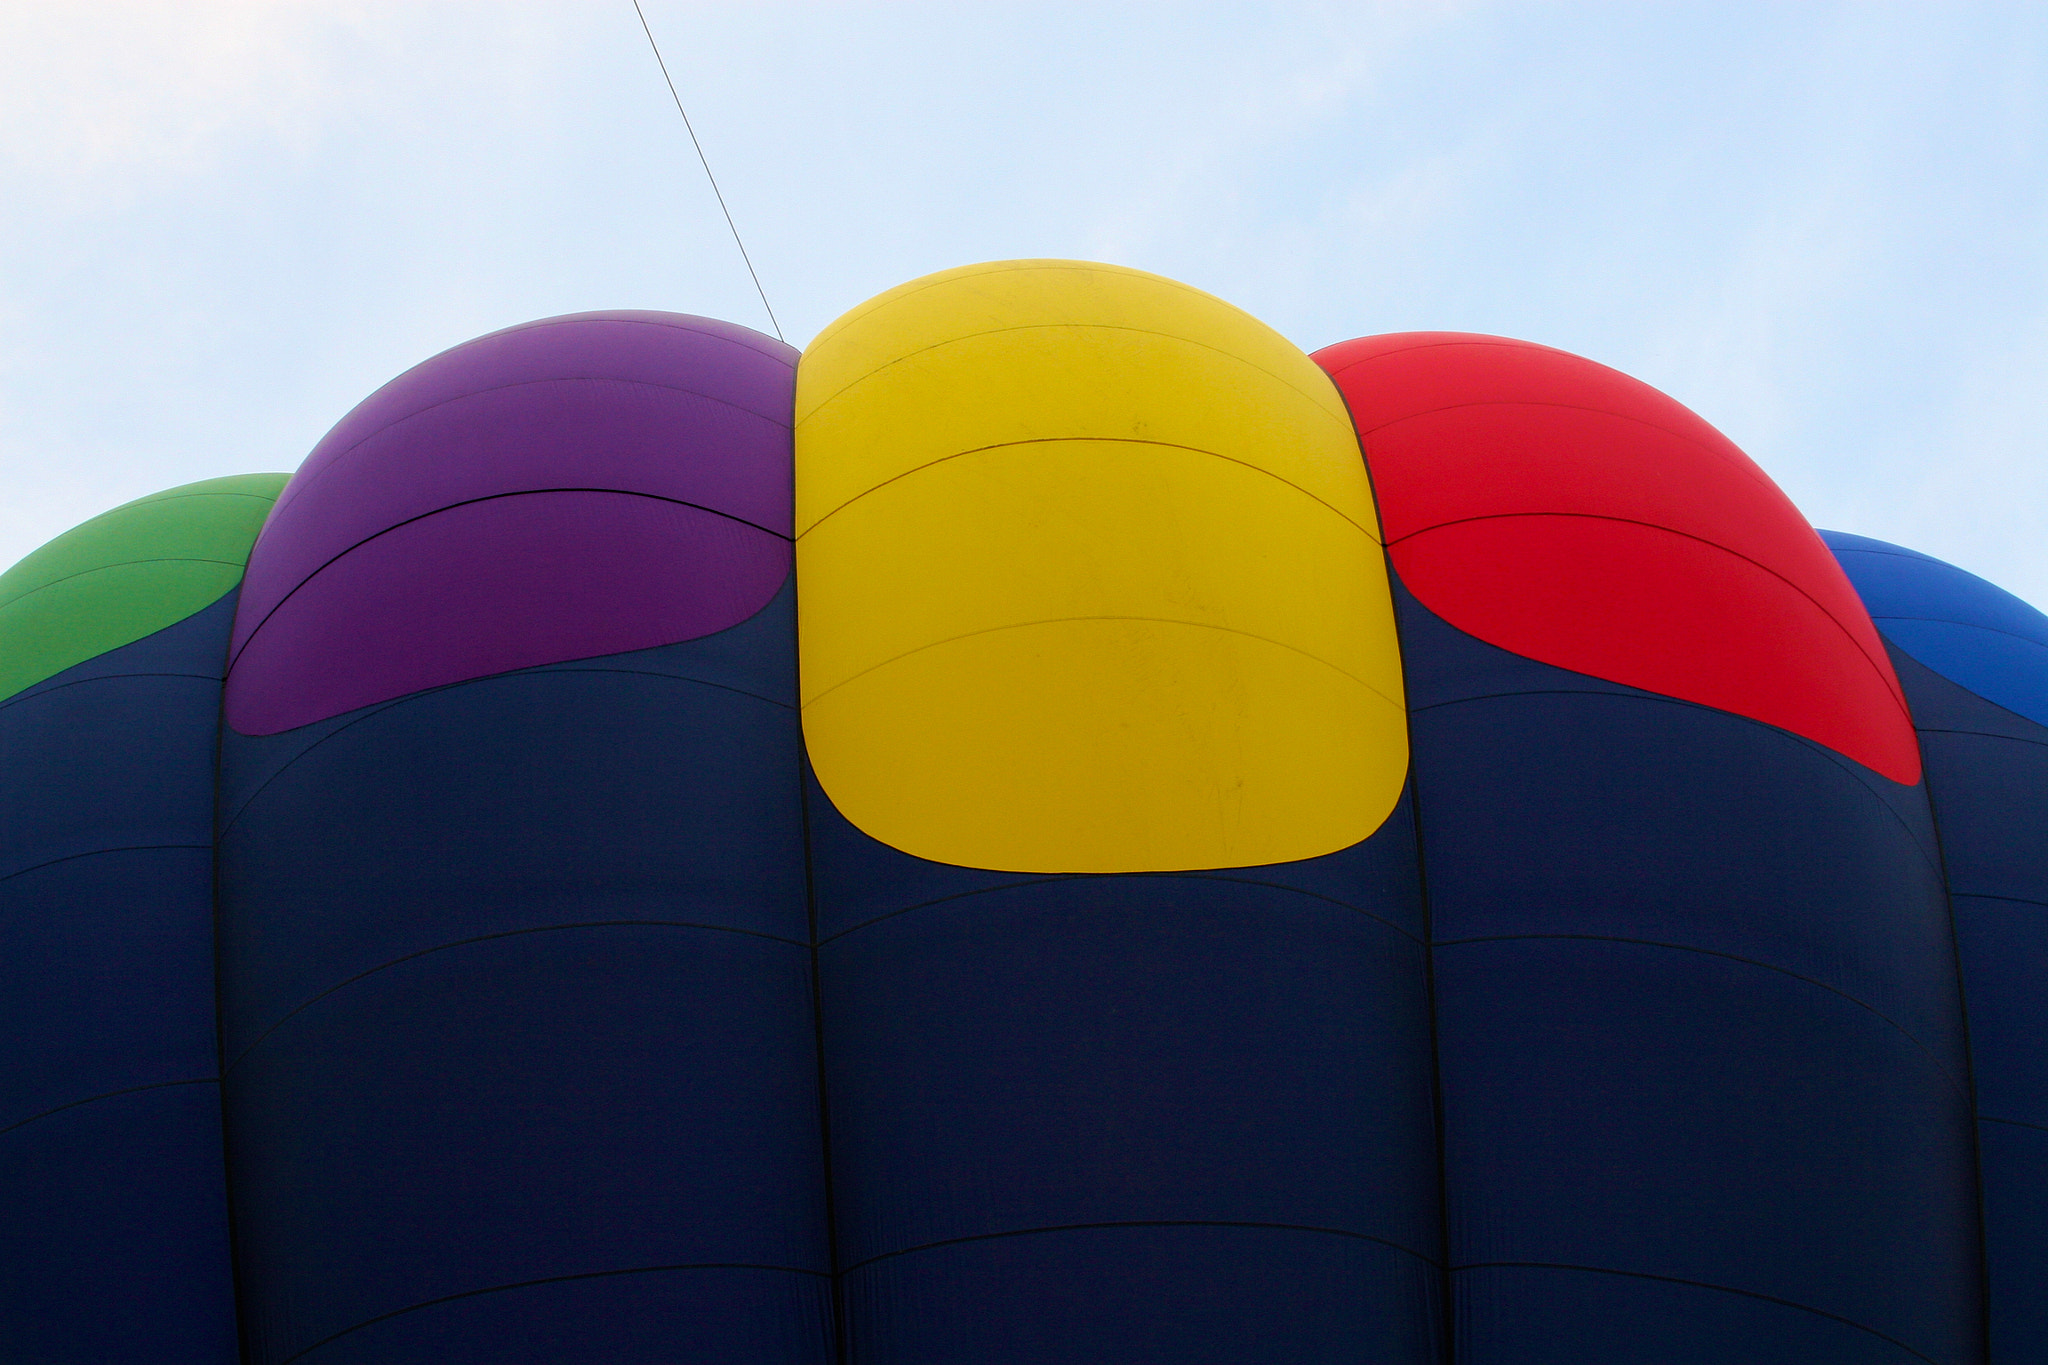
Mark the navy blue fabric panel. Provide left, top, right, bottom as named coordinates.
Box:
left=0, top=672, right=220, bottom=878
left=5, top=589, right=242, bottom=704
left=1978, top=1119, right=2048, bottom=1361
left=1918, top=729, right=2048, bottom=906
left=808, top=776, right=1441, bottom=1361
left=217, top=601, right=808, bottom=1061
left=225, top=927, right=828, bottom=1364
left=1952, top=896, right=2048, bottom=1127
left=1886, top=644, right=2048, bottom=746
left=289, top=1269, right=834, bottom=1365
left=1455, top=1266, right=1936, bottom=1365
left=1393, top=577, right=1983, bottom=1364
left=803, top=768, right=1038, bottom=940
left=215, top=573, right=798, bottom=835
left=0, top=1085, right=238, bottom=1365
left=1396, top=582, right=1960, bottom=1060
left=0, top=848, right=217, bottom=1127
left=1436, top=938, right=1976, bottom=1358
left=1873, top=641, right=2048, bottom=1365
left=841, top=1225, right=1441, bottom=1364
left=1417, top=688, right=1958, bottom=1056
left=0, top=593, right=239, bottom=1363
left=807, top=768, right=1431, bottom=945
left=218, top=581, right=833, bottom=1365
left=820, top=874, right=1436, bottom=1265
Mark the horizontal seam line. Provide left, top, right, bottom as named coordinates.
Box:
left=1980, top=1115, right=2048, bottom=1134
left=817, top=876, right=1073, bottom=944
left=218, top=666, right=790, bottom=816
left=800, top=311, right=1341, bottom=429
left=1, top=843, right=210, bottom=886
left=796, top=435, right=1374, bottom=540
left=270, top=369, right=792, bottom=519
left=228, top=488, right=789, bottom=673
left=1358, top=399, right=1776, bottom=493
left=1874, top=616, right=2048, bottom=649
left=1949, top=892, right=2048, bottom=911
left=801, top=615, right=1403, bottom=714
left=803, top=263, right=1225, bottom=358
left=0, top=670, right=222, bottom=715
left=818, top=872, right=1427, bottom=947
left=1435, top=934, right=1966, bottom=1093
left=1916, top=726, right=2048, bottom=750
left=1449, top=1261, right=1938, bottom=1363
left=0, top=556, right=248, bottom=612
left=1390, top=511, right=1910, bottom=722
left=840, top=1220, right=1438, bottom=1276
left=524, top=665, right=794, bottom=709
left=1408, top=686, right=1944, bottom=875
left=226, top=919, right=808, bottom=1073
left=278, top=1262, right=826, bottom=1364
left=0, top=1078, right=214, bottom=1138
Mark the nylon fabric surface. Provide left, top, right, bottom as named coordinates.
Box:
left=0, top=473, right=284, bottom=701
left=1392, top=574, right=1981, bottom=1364
left=226, top=312, right=796, bottom=734
left=803, top=762, right=1444, bottom=1363
left=795, top=259, right=1408, bottom=872
left=0, top=593, right=245, bottom=1363
left=216, top=579, right=834, bottom=1365
left=1828, top=531, right=2048, bottom=1364
left=1827, top=529, right=2048, bottom=731
left=1313, top=333, right=1918, bottom=783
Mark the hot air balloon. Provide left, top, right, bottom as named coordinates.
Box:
left=0, top=260, right=2032, bottom=1365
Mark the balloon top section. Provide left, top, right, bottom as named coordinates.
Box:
left=223, top=311, right=796, bottom=735
left=1, top=260, right=1972, bottom=805
left=1316, top=332, right=1920, bottom=784
left=0, top=472, right=285, bottom=703
left=796, top=260, right=1408, bottom=872
left=1825, top=528, right=2048, bottom=731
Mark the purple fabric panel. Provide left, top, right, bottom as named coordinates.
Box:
left=234, top=379, right=790, bottom=656
left=224, top=492, right=789, bottom=735
left=285, top=312, right=794, bottom=503
left=235, top=314, right=795, bottom=663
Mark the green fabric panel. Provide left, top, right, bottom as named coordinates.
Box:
left=0, top=473, right=290, bottom=701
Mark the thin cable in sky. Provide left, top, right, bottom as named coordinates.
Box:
left=631, top=0, right=784, bottom=342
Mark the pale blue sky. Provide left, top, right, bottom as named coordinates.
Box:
left=4, top=2, right=2045, bottom=600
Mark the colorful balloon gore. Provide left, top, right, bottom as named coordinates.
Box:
left=2, top=260, right=2040, bottom=1365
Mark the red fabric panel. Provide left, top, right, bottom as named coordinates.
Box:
left=1313, top=332, right=1920, bottom=784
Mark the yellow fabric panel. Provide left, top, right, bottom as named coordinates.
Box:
left=796, top=262, right=1363, bottom=536
left=795, top=259, right=1407, bottom=873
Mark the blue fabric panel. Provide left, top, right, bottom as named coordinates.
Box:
left=1454, top=1266, right=1936, bottom=1364
left=1917, top=728, right=2048, bottom=906
left=0, top=593, right=239, bottom=1363
left=286, top=1269, right=835, bottom=1365
left=807, top=770, right=1441, bottom=1362
left=0, top=848, right=217, bottom=1128
left=1978, top=1119, right=2048, bottom=1361
left=1862, top=637, right=2048, bottom=1365
left=5, top=588, right=245, bottom=701
left=1394, top=577, right=1982, bottom=1365
left=819, top=874, right=1437, bottom=1264
left=217, top=578, right=833, bottom=1365
left=1952, top=895, right=2048, bottom=1128
left=225, top=927, right=827, bottom=1363
left=0, top=674, right=220, bottom=879
left=0, top=1083, right=237, bottom=1364
left=217, top=579, right=807, bottom=1060
left=1436, top=939, right=1975, bottom=1358
left=1823, top=529, right=2048, bottom=730
left=841, top=1225, right=1442, bottom=1364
